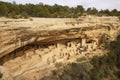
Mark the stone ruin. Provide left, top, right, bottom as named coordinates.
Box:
left=0, top=16, right=120, bottom=80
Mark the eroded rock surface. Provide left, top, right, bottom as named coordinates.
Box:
left=0, top=66, right=13, bottom=80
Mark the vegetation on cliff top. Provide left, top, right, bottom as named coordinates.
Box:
left=0, top=1, right=120, bottom=19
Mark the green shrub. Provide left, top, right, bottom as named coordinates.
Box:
left=21, top=12, right=29, bottom=19
left=5, top=12, right=29, bottom=19
left=0, top=72, right=3, bottom=78
left=76, top=57, right=87, bottom=62
left=55, top=62, right=63, bottom=68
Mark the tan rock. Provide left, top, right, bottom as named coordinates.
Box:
left=0, top=66, right=13, bottom=80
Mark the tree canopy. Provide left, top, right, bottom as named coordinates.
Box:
left=0, top=1, right=120, bottom=18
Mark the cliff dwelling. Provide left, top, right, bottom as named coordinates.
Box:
left=0, top=15, right=120, bottom=80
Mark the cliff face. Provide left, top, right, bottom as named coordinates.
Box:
left=0, top=16, right=120, bottom=80
left=0, top=16, right=119, bottom=58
